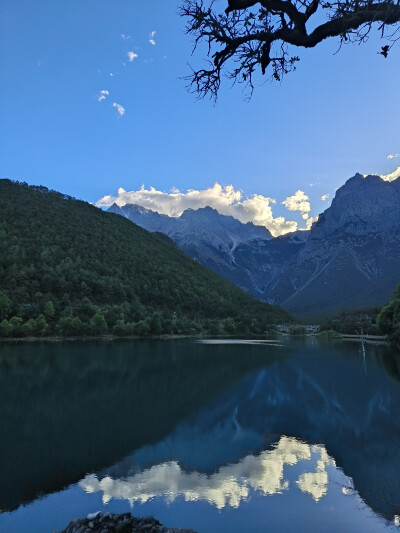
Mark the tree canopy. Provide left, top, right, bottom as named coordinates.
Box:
left=180, top=0, right=400, bottom=98
left=377, top=284, right=400, bottom=349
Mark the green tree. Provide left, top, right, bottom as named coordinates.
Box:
left=44, top=301, right=55, bottom=320
left=223, top=317, right=237, bottom=334
left=134, top=318, right=151, bottom=336
left=0, top=291, right=12, bottom=320
left=9, top=316, right=23, bottom=337
left=56, top=316, right=86, bottom=336
left=0, top=319, right=12, bottom=337
left=90, top=310, right=108, bottom=335
left=150, top=313, right=163, bottom=335
left=21, top=319, right=35, bottom=337
left=377, top=285, right=400, bottom=347
left=33, top=314, right=49, bottom=336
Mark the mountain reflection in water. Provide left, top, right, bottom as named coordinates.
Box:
left=0, top=339, right=400, bottom=533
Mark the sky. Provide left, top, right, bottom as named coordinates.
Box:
left=1, top=0, right=400, bottom=234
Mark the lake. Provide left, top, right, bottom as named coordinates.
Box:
left=0, top=338, right=399, bottom=532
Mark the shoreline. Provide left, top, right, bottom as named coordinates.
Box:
left=0, top=332, right=278, bottom=344
left=0, top=331, right=391, bottom=345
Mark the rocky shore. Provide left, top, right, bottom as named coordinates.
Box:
left=58, top=512, right=197, bottom=533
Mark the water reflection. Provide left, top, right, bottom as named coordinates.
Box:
left=75, top=341, right=400, bottom=522
left=81, top=436, right=335, bottom=508
left=0, top=339, right=399, bottom=532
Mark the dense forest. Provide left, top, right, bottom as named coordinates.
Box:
left=377, top=285, right=400, bottom=348
left=320, top=307, right=382, bottom=335
left=0, top=179, right=292, bottom=338
left=317, top=286, right=400, bottom=349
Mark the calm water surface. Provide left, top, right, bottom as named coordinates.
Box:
left=0, top=338, right=399, bottom=532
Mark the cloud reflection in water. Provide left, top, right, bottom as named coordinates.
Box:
left=80, top=436, right=336, bottom=509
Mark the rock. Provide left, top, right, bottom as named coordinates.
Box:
left=58, top=512, right=197, bottom=533
left=87, top=512, right=102, bottom=520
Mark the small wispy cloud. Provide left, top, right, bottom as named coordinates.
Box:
left=121, top=33, right=131, bottom=41
left=387, top=153, right=399, bottom=160
left=127, top=51, right=138, bottom=62
left=320, top=194, right=330, bottom=202
left=97, top=90, right=109, bottom=102
left=112, top=102, right=125, bottom=117
left=149, top=30, right=156, bottom=45
left=109, top=73, right=114, bottom=77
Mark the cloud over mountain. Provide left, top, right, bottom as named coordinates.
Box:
left=380, top=166, right=400, bottom=182
left=96, top=183, right=310, bottom=236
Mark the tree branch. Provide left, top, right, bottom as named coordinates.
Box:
left=180, top=0, right=400, bottom=99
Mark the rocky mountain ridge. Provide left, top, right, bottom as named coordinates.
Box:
left=109, top=174, right=400, bottom=317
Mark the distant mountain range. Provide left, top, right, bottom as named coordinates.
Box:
left=109, top=173, right=400, bottom=317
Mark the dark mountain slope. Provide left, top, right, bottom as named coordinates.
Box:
left=277, top=174, right=400, bottom=316
left=0, top=180, right=291, bottom=336
left=112, top=174, right=400, bottom=318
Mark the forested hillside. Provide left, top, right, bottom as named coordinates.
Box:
left=377, top=285, right=400, bottom=349
left=0, top=180, right=291, bottom=337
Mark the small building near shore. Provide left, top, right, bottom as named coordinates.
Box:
left=305, top=324, right=320, bottom=333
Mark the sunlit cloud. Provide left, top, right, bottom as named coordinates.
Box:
left=387, top=154, right=399, bottom=160
left=95, top=182, right=312, bottom=236
left=97, top=90, right=109, bottom=102
left=282, top=190, right=311, bottom=219
left=127, top=51, right=138, bottom=62
left=112, top=102, right=125, bottom=116
left=149, top=30, right=156, bottom=45
left=306, top=215, right=319, bottom=230
left=109, top=73, right=114, bottom=77
left=380, top=166, right=400, bottom=182
left=320, top=194, right=330, bottom=202
left=81, top=437, right=335, bottom=509
left=121, top=33, right=131, bottom=41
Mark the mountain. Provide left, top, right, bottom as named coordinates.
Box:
left=108, top=204, right=273, bottom=297
left=276, top=174, right=400, bottom=316
left=0, top=179, right=291, bottom=338
left=110, top=174, right=400, bottom=317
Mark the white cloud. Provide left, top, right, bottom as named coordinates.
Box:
left=149, top=30, right=156, bottom=45
left=121, top=33, right=131, bottom=41
left=97, top=89, right=109, bottom=102
left=109, top=73, right=114, bottom=77
left=112, top=102, right=125, bottom=116
left=127, top=51, right=138, bottom=62
left=282, top=190, right=311, bottom=219
left=95, top=182, right=315, bottom=236
left=305, top=215, right=319, bottom=230
left=380, top=166, right=400, bottom=182
left=387, top=154, right=399, bottom=160
left=320, top=194, right=330, bottom=202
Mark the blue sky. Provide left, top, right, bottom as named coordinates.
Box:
left=1, top=0, right=399, bottom=232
